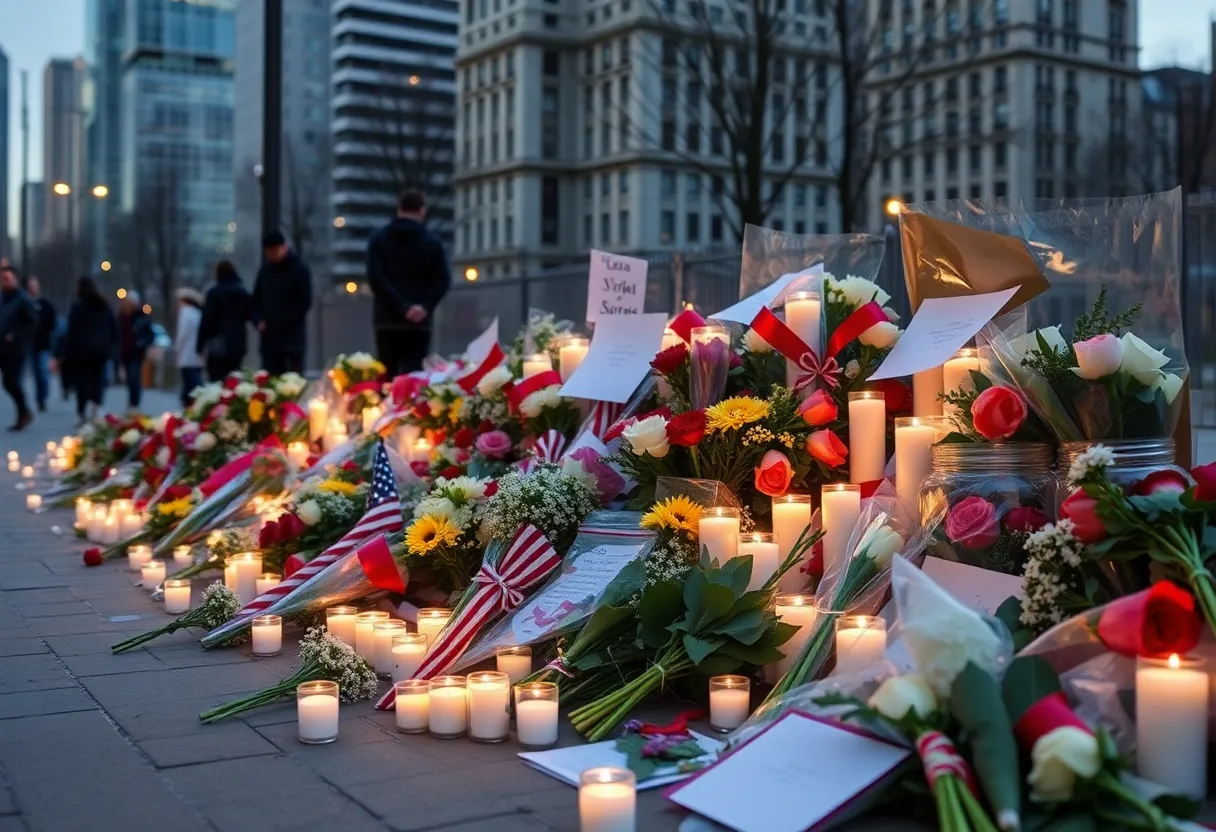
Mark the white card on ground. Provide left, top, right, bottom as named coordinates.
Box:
left=464, top=317, right=499, bottom=364
left=521, top=733, right=723, bottom=790
left=711, top=264, right=823, bottom=325
left=920, top=556, right=1024, bottom=615
left=667, top=712, right=911, bottom=832
left=560, top=313, right=669, bottom=403
left=586, top=249, right=649, bottom=322
left=868, top=287, right=1019, bottom=380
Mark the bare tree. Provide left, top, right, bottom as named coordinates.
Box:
left=283, top=136, right=330, bottom=264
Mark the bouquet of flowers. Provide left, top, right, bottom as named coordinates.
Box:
left=940, top=373, right=1052, bottom=444
left=111, top=582, right=241, bottom=653
left=331, top=352, right=386, bottom=417
left=164, top=526, right=259, bottom=583
left=258, top=470, right=369, bottom=574
left=53, top=414, right=154, bottom=499
left=509, top=310, right=571, bottom=369
left=398, top=474, right=495, bottom=594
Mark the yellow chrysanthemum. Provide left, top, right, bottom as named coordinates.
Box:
left=331, top=368, right=349, bottom=390
left=449, top=398, right=464, bottom=425
left=157, top=497, right=193, bottom=518
left=641, top=495, right=703, bottom=535
left=248, top=399, right=265, bottom=423
left=406, top=515, right=462, bottom=555
left=317, top=480, right=358, bottom=495
left=705, top=397, right=770, bottom=432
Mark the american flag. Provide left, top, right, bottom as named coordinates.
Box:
left=234, top=441, right=404, bottom=618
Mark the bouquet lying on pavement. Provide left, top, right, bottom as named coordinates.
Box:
left=111, top=582, right=241, bottom=654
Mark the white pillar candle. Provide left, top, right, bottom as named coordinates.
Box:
left=120, top=513, right=142, bottom=540
left=141, top=560, right=166, bottom=590
left=820, top=484, right=862, bottom=579
left=7, top=450, right=17, bottom=461
left=373, top=620, right=409, bottom=675
left=163, top=579, right=191, bottom=614
left=411, top=438, right=433, bottom=465
left=774, top=594, right=819, bottom=676
left=46, top=441, right=57, bottom=453
left=709, top=675, right=752, bottom=732
left=834, top=615, right=887, bottom=676
left=391, top=633, right=429, bottom=681
left=1135, top=654, right=1209, bottom=799
left=416, top=608, right=452, bottom=646
left=102, top=517, right=120, bottom=545
left=515, top=682, right=560, bottom=748
left=6, top=460, right=18, bottom=472
left=913, top=366, right=945, bottom=417
left=941, top=348, right=981, bottom=419
left=428, top=676, right=468, bottom=738
left=323, top=422, right=349, bottom=452
left=848, top=391, right=887, bottom=484
left=521, top=352, right=552, bottom=379
left=297, top=681, right=340, bottom=744
left=251, top=614, right=283, bottom=656
left=26, top=494, right=41, bottom=512
left=354, top=611, right=389, bottom=661
left=255, top=573, right=280, bottom=596
left=579, top=767, right=637, bottom=832
left=286, top=441, right=310, bottom=470
left=21, top=465, right=34, bottom=479
left=307, top=398, right=328, bottom=442
left=326, top=605, right=358, bottom=647
left=75, top=498, right=92, bottom=528
left=895, top=417, right=947, bottom=521
left=111, top=499, right=133, bottom=524
left=361, top=405, right=383, bottom=434
left=173, top=546, right=194, bottom=567
left=784, top=290, right=822, bottom=392
left=698, top=507, right=740, bottom=563
left=559, top=337, right=591, bottom=382
left=772, top=495, right=813, bottom=594
left=467, top=671, right=511, bottom=742
left=394, top=680, right=430, bottom=733
left=233, top=552, right=263, bottom=607
left=224, top=561, right=239, bottom=593
left=88, top=507, right=107, bottom=542
left=738, top=533, right=780, bottom=592
left=496, top=646, right=533, bottom=685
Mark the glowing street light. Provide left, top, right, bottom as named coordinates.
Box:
left=116, top=288, right=127, bottom=299
left=885, top=198, right=903, bottom=216
left=464, top=267, right=479, bottom=282
left=227, top=221, right=237, bottom=233
left=142, top=304, right=152, bottom=315
left=344, top=281, right=358, bottom=294
left=100, top=261, right=112, bottom=272
left=91, top=184, right=109, bottom=199
left=52, top=182, right=71, bottom=196
left=408, top=75, right=421, bottom=85
left=333, top=216, right=346, bottom=229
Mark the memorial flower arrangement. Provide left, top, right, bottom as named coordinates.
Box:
left=939, top=493, right=1053, bottom=576
left=508, top=311, right=571, bottom=367
left=57, top=413, right=155, bottom=493
left=111, top=581, right=241, bottom=654
left=330, top=352, right=387, bottom=415
left=258, top=470, right=369, bottom=574
left=940, top=375, right=1051, bottom=444
left=400, top=475, right=496, bottom=594
left=163, top=526, right=259, bottom=582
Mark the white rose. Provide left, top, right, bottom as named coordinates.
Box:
left=867, top=674, right=937, bottom=721
left=259, top=388, right=277, bottom=403
left=120, top=429, right=141, bottom=446
left=1027, top=726, right=1101, bottom=803
left=621, top=415, right=670, bottom=459
left=1155, top=372, right=1185, bottom=404
left=415, top=496, right=456, bottom=520
left=155, top=447, right=171, bottom=468
left=742, top=328, right=772, bottom=354
left=861, top=525, right=905, bottom=568
left=1119, top=332, right=1171, bottom=385
left=833, top=275, right=891, bottom=308
left=561, top=456, right=598, bottom=490
left=296, top=500, right=322, bottom=526
left=81, top=424, right=97, bottom=438
left=1071, top=333, right=1122, bottom=380
left=858, top=321, right=901, bottom=350
left=234, top=382, right=257, bottom=399
left=477, top=365, right=513, bottom=397
left=1010, top=326, right=1068, bottom=359
left=519, top=385, right=561, bottom=418
left=193, top=431, right=216, bottom=452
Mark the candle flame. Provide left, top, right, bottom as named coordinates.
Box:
left=856, top=616, right=870, bottom=627
left=1169, top=654, right=1181, bottom=669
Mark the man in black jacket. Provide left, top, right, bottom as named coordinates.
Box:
left=367, top=190, right=451, bottom=375
left=25, top=276, right=56, bottom=412
left=251, top=231, right=313, bottom=375
left=0, top=265, right=37, bottom=430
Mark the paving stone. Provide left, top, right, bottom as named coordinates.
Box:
left=0, top=785, right=17, bottom=816
left=138, top=721, right=281, bottom=768
left=0, top=654, right=75, bottom=694
left=0, top=687, right=95, bottom=720
left=202, top=792, right=385, bottom=832
left=0, top=816, right=27, bottom=832
left=105, top=695, right=229, bottom=741
left=58, top=649, right=167, bottom=677
left=42, top=632, right=140, bottom=656
left=164, top=755, right=347, bottom=807
left=26, top=612, right=126, bottom=637
left=0, top=639, right=48, bottom=658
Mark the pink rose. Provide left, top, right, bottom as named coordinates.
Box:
left=945, top=495, right=1001, bottom=550
left=475, top=430, right=513, bottom=459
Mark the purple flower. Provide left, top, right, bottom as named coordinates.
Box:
left=642, top=735, right=687, bottom=757
left=622, top=719, right=644, bottom=734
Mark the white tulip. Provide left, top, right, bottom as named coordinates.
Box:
left=867, top=674, right=937, bottom=721
left=858, top=321, right=901, bottom=350
left=1010, top=326, right=1068, bottom=359
left=476, top=365, right=513, bottom=396
left=1119, top=332, right=1171, bottom=385
left=193, top=432, right=216, bottom=452
left=861, top=525, right=905, bottom=568
left=296, top=500, right=322, bottom=526
left=1070, top=333, right=1122, bottom=380
left=743, top=328, right=772, bottom=354
left=1027, top=726, right=1101, bottom=803
left=832, top=275, right=891, bottom=308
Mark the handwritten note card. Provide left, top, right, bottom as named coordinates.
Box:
left=711, top=264, right=823, bottom=325
left=586, top=250, right=649, bottom=323
left=920, top=556, right=1024, bottom=615
left=560, top=313, right=668, bottom=403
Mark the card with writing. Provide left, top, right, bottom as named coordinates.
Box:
left=560, top=313, right=669, bottom=403
left=586, top=249, right=649, bottom=323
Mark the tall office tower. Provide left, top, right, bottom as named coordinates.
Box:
left=43, top=58, right=86, bottom=243
left=0, top=47, right=9, bottom=258
left=84, top=0, right=125, bottom=267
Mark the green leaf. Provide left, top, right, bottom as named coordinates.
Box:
left=600, top=557, right=648, bottom=606
left=696, top=654, right=747, bottom=677
left=951, top=662, right=1021, bottom=826
left=969, top=369, right=993, bottom=393
left=616, top=734, right=660, bottom=782
left=993, top=596, right=1023, bottom=635
left=685, top=582, right=736, bottom=634
left=707, top=609, right=770, bottom=645
left=1127, top=492, right=1187, bottom=522
left=1001, top=656, right=1062, bottom=725
left=637, top=580, right=684, bottom=647
left=716, top=555, right=753, bottom=598
left=937, top=430, right=978, bottom=445
left=683, top=634, right=727, bottom=665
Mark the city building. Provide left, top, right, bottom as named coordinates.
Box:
left=42, top=58, right=86, bottom=243
left=233, top=0, right=334, bottom=279
left=868, top=0, right=1141, bottom=227
left=83, top=0, right=126, bottom=265
left=0, top=47, right=9, bottom=258
left=330, top=0, right=459, bottom=284
left=23, top=183, right=46, bottom=249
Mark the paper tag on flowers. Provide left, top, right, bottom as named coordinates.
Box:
left=710, top=264, right=823, bottom=325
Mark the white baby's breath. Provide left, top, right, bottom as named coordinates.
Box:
left=1067, top=445, right=1114, bottom=485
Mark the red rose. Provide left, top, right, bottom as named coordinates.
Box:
left=412, top=402, right=431, bottom=420
left=283, top=554, right=306, bottom=578
left=1131, top=469, right=1189, bottom=497
left=801, top=540, right=824, bottom=581
left=1060, top=490, right=1106, bottom=543
left=254, top=371, right=270, bottom=385
left=478, top=419, right=496, bottom=433
left=341, top=460, right=359, bottom=472
left=666, top=410, right=707, bottom=447
left=82, top=547, right=103, bottom=567
left=409, top=461, right=430, bottom=477
left=870, top=379, right=913, bottom=415
left=483, top=480, right=499, bottom=497
left=258, top=520, right=281, bottom=549
left=1097, top=580, right=1202, bottom=658
left=806, top=429, right=848, bottom=468
left=944, top=495, right=1001, bottom=549
left=650, top=343, right=690, bottom=375
left=223, top=374, right=240, bottom=390
left=1004, top=506, right=1050, bottom=534
left=1192, top=462, right=1216, bottom=502
left=164, top=485, right=192, bottom=500
left=252, top=391, right=268, bottom=403
left=604, top=417, right=635, bottom=442
left=439, top=465, right=462, bottom=479
left=452, top=427, right=476, bottom=449
left=798, top=390, right=838, bottom=427
left=970, top=386, right=1028, bottom=441
left=729, top=351, right=742, bottom=369
left=754, top=450, right=795, bottom=497
left=220, top=390, right=235, bottom=403
left=278, top=512, right=307, bottom=541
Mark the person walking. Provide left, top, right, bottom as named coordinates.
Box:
left=366, top=190, right=451, bottom=376
left=197, top=260, right=251, bottom=382
left=58, top=276, right=117, bottom=424
left=251, top=231, right=312, bottom=375
left=117, top=291, right=154, bottom=410
left=0, top=265, right=37, bottom=430
left=174, top=287, right=204, bottom=406
left=25, top=276, right=56, bottom=413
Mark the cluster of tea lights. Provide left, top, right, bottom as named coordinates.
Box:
left=73, top=498, right=148, bottom=544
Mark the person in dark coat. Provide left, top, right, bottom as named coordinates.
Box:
left=117, top=292, right=155, bottom=410
left=197, top=259, right=252, bottom=382
left=251, top=231, right=312, bottom=375
left=25, top=276, right=56, bottom=413
left=58, top=276, right=118, bottom=423
left=366, top=190, right=452, bottom=376
left=0, top=265, right=38, bottom=430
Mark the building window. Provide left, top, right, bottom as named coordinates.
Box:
left=969, top=144, right=981, bottom=172
left=541, top=87, right=559, bottom=158
left=710, top=214, right=723, bottom=242
left=993, top=66, right=1007, bottom=94
left=794, top=220, right=805, bottom=234
left=619, top=170, right=629, bottom=194
left=924, top=151, right=936, bottom=176
left=543, top=51, right=559, bottom=76
left=601, top=173, right=611, bottom=197
left=661, top=210, right=675, bottom=243
left=505, top=216, right=513, bottom=244
left=687, top=173, right=701, bottom=198
left=584, top=214, right=592, bottom=244
left=946, top=186, right=958, bottom=200
left=994, top=180, right=1007, bottom=198
left=601, top=212, right=611, bottom=243
left=969, top=184, right=981, bottom=199
left=815, top=186, right=827, bottom=208
left=619, top=210, right=629, bottom=243
left=542, top=177, right=559, bottom=244
left=687, top=213, right=701, bottom=242
left=661, top=169, right=676, bottom=197
left=994, top=141, right=1007, bottom=168
left=946, top=147, right=958, bottom=174
left=661, top=119, right=677, bottom=150
left=793, top=185, right=806, bottom=208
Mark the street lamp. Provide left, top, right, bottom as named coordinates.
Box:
left=464, top=267, right=479, bottom=282
left=100, top=260, right=111, bottom=272
left=52, top=182, right=71, bottom=196
left=344, top=281, right=358, bottom=294
left=333, top=216, right=346, bottom=229
left=51, top=183, right=109, bottom=276
left=885, top=198, right=903, bottom=217
left=116, top=288, right=127, bottom=299
left=91, top=185, right=109, bottom=199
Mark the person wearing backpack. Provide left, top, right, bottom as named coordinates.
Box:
left=197, top=260, right=251, bottom=381
left=117, top=291, right=155, bottom=410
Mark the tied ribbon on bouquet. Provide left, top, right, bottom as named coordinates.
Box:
left=455, top=343, right=506, bottom=393
left=345, top=379, right=383, bottom=398
left=376, top=523, right=563, bottom=709
left=355, top=534, right=407, bottom=593
left=749, top=303, right=888, bottom=391
left=916, top=731, right=977, bottom=793
left=507, top=370, right=562, bottom=412
left=517, top=429, right=568, bottom=473
left=198, top=435, right=283, bottom=498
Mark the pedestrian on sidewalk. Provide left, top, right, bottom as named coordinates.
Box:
left=174, top=287, right=204, bottom=406
left=117, top=291, right=154, bottom=411
left=367, top=190, right=451, bottom=376
left=0, top=265, right=37, bottom=431
left=197, top=259, right=251, bottom=382
left=58, top=276, right=117, bottom=424
left=25, top=276, right=56, bottom=413
left=251, top=231, right=312, bottom=375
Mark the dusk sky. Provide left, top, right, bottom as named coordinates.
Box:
left=1, top=0, right=1215, bottom=236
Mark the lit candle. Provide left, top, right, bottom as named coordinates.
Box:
left=697, top=507, right=740, bottom=562
left=1135, top=654, right=1209, bottom=799
left=323, top=420, right=349, bottom=452
left=391, top=632, right=429, bottom=682
left=774, top=594, right=819, bottom=676
left=690, top=325, right=731, bottom=410
left=895, top=417, right=947, bottom=520
left=111, top=499, right=133, bottom=525
left=7, top=451, right=17, bottom=462
left=6, top=460, right=17, bottom=472
left=515, top=682, right=560, bottom=748
left=394, top=680, right=430, bottom=734
left=579, top=767, right=637, bottom=832
left=255, top=573, right=280, bottom=596
left=354, top=610, right=389, bottom=661
left=411, top=438, right=433, bottom=465
left=141, top=560, right=166, bottom=590
left=941, top=348, right=981, bottom=419
left=102, top=516, right=120, bottom=544
left=120, top=513, right=142, bottom=540
left=88, top=507, right=107, bottom=542
left=75, top=498, right=92, bottom=528
left=834, top=615, right=887, bottom=676
left=163, top=579, right=191, bottom=614
left=307, top=398, right=328, bottom=442
left=772, top=494, right=813, bottom=594
left=737, top=532, right=779, bottom=592
left=286, top=441, right=310, bottom=470
left=251, top=614, right=283, bottom=656
left=661, top=326, right=683, bottom=351
left=173, top=545, right=194, bottom=567
left=234, top=552, right=263, bottom=607
left=821, top=484, right=861, bottom=579
left=26, top=494, right=41, bottom=512
left=496, top=646, right=533, bottom=685
left=124, top=544, right=151, bottom=574
left=784, top=290, right=822, bottom=391
left=913, top=366, right=945, bottom=416
left=428, top=676, right=468, bottom=739
left=467, top=671, right=511, bottom=743
left=848, top=391, right=887, bottom=484
left=326, top=605, right=358, bottom=648
left=521, top=352, right=552, bottom=379
left=416, top=607, right=452, bottom=646
left=559, top=336, right=591, bottom=382
left=709, top=675, right=751, bottom=732
left=373, top=620, right=409, bottom=676
left=396, top=423, right=422, bottom=459
left=361, top=405, right=383, bottom=434
left=21, top=465, right=34, bottom=479
left=46, top=441, right=56, bottom=454
left=297, top=680, right=339, bottom=744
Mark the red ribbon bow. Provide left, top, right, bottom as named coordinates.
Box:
left=455, top=343, right=506, bottom=393
left=749, top=301, right=888, bottom=391
left=356, top=534, right=407, bottom=593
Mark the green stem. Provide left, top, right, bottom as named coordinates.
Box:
left=1095, top=771, right=1168, bottom=831
left=933, top=777, right=964, bottom=832
left=957, top=783, right=999, bottom=832
left=199, top=662, right=320, bottom=723
left=111, top=620, right=185, bottom=653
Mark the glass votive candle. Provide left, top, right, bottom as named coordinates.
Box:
left=521, top=352, right=553, bottom=378
left=698, top=506, right=741, bottom=562
left=21, top=465, right=34, bottom=479
left=394, top=679, right=430, bottom=734
left=496, top=645, right=533, bottom=685
left=233, top=551, right=263, bottom=607
left=391, top=632, right=429, bottom=682
left=834, top=615, right=888, bottom=676
left=7, top=450, right=17, bottom=461
left=163, top=579, right=191, bottom=614
left=223, top=561, right=239, bottom=593
left=173, top=545, right=193, bottom=567
left=467, top=671, right=511, bottom=743
left=6, top=460, right=18, bottom=472
left=373, top=620, right=409, bottom=677
left=579, top=767, right=637, bottom=832
left=26, top=493, right=42, bottom=512
left=255, top=573, right=281, bottom=595
left=128, top=544, right=153, bottom=573
left=709, top=675, right=752, bottom=732
left=251, top=614, right=283, bottom=656
left=354, top=610, right=389, bottom=661
left=297, top=680, right=339, bottom=744
left=141, top=559, right=166, bottom=590
left=428, top=675, right=468, bottom=739
left=46, top=441, right=56, bottom=453
left=416, top=607, right=452, bottom=645
left=515, top=682, right=559, bottom=749
left=75, top=498, right=92, bottom=527
left=325, top=605, right=358, bottom=647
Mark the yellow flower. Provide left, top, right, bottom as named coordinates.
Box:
left=248, top=399, right=265, bottom=423
left=705, top=397, right=770, bottom=432
left=641, top=496, right=703, bottom=535
left=317, top=479, right=358, bottom=495
left=406, top=515, right=462, bottom=555
left=331, top=368, right=349, bottom=390
left=157, top=497, right=193, bottom=518
left=449, top=398, right=464, bottom=425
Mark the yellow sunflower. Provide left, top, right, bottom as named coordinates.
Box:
left=317, top=479, right=358, bottom=495
left=705, top=397, right=770, bottom=432
left=406, top=515, right=462, bottom=555
left=641, top=495, right=703, bottom=535
left=157, top=497, right=193, bottom=518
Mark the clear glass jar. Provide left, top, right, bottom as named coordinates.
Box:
left=919, top=442, right=1055, bottom=574
left=1057, top=439, right=1186, bottom=503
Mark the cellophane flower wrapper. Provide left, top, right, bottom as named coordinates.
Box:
left=689, top=330, right=731, bottom=411
left=737, top=225, right=889, bottom=314
left=655, top=475, right=740, bottom=510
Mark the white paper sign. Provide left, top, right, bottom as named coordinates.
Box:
left=522, top=733, right=723, bottom=790
left=920, top=556, right=1024, bottom=615
left=464, top=317, right=499, bottom=364
left=560, top=313, right=669, bottom=403
left=867, top=287, right=1020, bottom=380
left=710, top=264, right=824, bottom=326
left=586, top=249, right=649, bottom=323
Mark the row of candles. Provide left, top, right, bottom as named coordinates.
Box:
left=73, top=498, right=149, bottom=543
left=8, top=439, right=76, bottom=478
